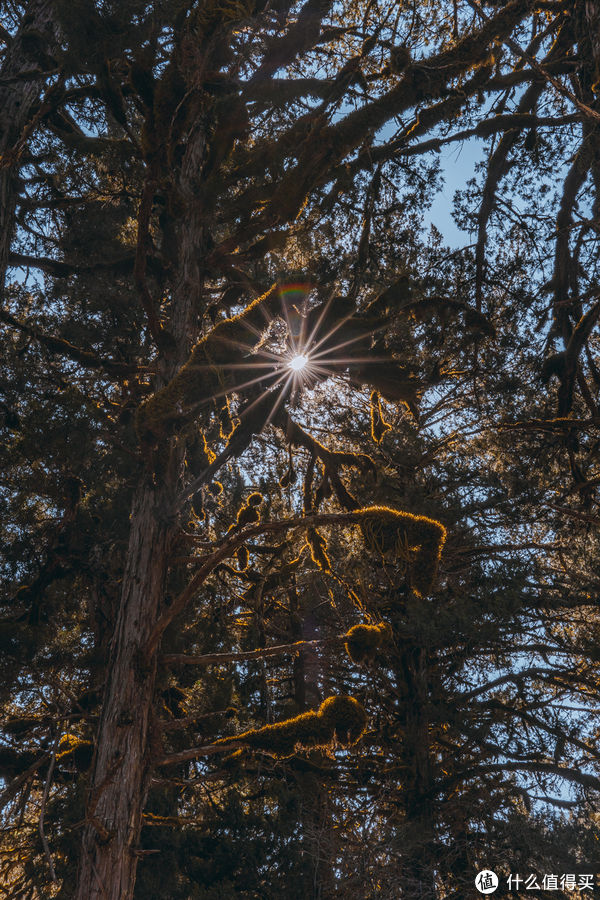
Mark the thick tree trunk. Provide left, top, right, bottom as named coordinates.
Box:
left=0, top=0, right=58, bottom=297
left=75, top=100, right=207, bottom=898
left=74, top=482, right=174, bottom=899
left=398, top=644, right=437, bottom=899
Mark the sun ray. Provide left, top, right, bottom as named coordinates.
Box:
left=303, top=292, right=338, bottom=350
left=184, top=361, right=280, bottom=372
left=314, top=355, right=391, bottom=366
left=233, top=369, right=291, bottom=422
left=263, top=371, right=295, bottom=429
left=221, top=336, right=285, bottom=363
left=308, top=310, right=364, bottom=357
left=296, top=292, right=316, bottom=351
left=309, top=363, right=338, bottom=378
left=309, top=324, right=389, bottom=361
left=189, top=367, right=285, bottom=408
left=279, top=296, right=299, bottom=356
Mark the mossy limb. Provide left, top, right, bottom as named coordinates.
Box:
left=357, top=506, right=446, bottom=597
left=218, top=695, right=367, bottom=758
left=135, top=287, right=276, bottom=444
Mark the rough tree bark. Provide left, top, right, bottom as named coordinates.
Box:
left=74, top=116, right=207, bottom=899
left=399, top=642, right=437, bottom=899
left=74, top=482, right=175, bottom=899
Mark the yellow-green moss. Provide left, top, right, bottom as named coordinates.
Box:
left=356, top=506, right=446, bottom=597
left=370, top=390, right=392, bottom=443
left=318, top=696, right=367, bottom=745
left=218, top=695, right=367, bottom=758
left=219, top=397, right=235, bottom=440
left=230, top=492, right=263, bottom=531
left=344, top=622, right=391, bottom=665
left=306, top=526, right=331, bottom=571
left=56, top=734, right=94, bottom=771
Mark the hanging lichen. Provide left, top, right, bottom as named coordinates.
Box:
left=236, top=544, right=249, bottom=571
left=229, top=491, right=263, bottom=532
left=344, top=622, right=391, bottom=665
left=218, top=397, right=236, bottom=440
left=217, top=695, right=367, bottom=758
left=306, top=526, right=331, bottom=571
left=279, top=455, right=296, bottom=488
left=303, top=455, right=316, bottom=513
left=370, top=390, right=392, bottom=443
left=314, top=472, right=333, bottom=507
left=356, top=506, right=446, bottom=597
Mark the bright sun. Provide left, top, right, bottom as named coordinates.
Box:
left=289, top=354, right=308, bottom=372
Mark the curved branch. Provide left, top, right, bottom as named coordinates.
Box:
left=0, top=306, right=145, bottom=376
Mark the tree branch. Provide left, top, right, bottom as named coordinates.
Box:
left=0, top=306, right=145, bottom=376
left=161, top=636, right=339, bottom=667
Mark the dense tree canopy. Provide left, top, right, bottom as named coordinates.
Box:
left=2, top=0, right=600, bottom=897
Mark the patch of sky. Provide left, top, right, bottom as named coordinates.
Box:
left=425, top=137, right=484, bottom=247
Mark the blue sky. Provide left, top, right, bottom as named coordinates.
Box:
left=426, top=137, right=484, bottom=247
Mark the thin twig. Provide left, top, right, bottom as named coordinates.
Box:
left=39, top=734, right=59, bottom=882
left=161, top=636, right=340, bottom=667
left=465, top=0, right=600, bottom=123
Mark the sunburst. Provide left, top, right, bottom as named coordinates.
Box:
left=289, top=354, right=309, bottom=372
left=200, top=282, right=390, bottom=431
left=178, top=282, right=396, bottom=504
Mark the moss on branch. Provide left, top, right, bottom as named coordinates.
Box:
left=344, top=622, right=391, bottom=664
left=356, top=506, right=446, bottom=597
left=217, top=695, right=367, bottom=758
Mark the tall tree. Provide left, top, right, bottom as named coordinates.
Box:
left=3, top=0, right=600, bottom=898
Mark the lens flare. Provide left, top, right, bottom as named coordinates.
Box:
left=289, top=354, right=309, bottom=372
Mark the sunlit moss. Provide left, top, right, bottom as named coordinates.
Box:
left=56, top=734, right=94, bottom=771
left=356, top=506, right=446, bottom=597
left=218, top=696, right=367, bottom=758
left=218, top=397, right=236, bottom=440
left=344, top=622, right=391, bottom=665
left=370, top=390, right=391, bottom=444
left=306, top=526, right=331, bottom=571
left=208, top=479, right=223, bottom=497
left=229, top=492, right=263, bottom=532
